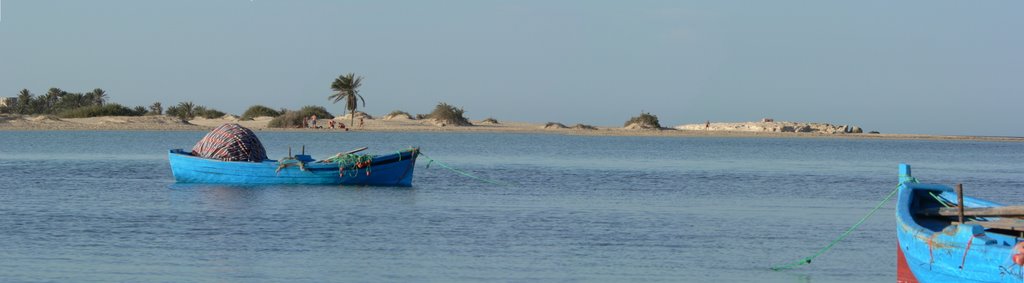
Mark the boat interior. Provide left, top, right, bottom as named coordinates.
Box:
left=910, top=187, right=1024, bottom=239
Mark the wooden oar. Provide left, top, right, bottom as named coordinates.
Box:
left=344, top=147, right=368, bottom=155
left=316, top=147, right=369, bottom=162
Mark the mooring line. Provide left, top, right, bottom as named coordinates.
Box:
left=417, top=152, right=513, bottom=186
left=770, top=180, right=913, bottom=271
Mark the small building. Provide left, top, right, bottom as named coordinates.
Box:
left=0, top=97, right=16, bottom=108
left=761, top=118, right=774, bottom=123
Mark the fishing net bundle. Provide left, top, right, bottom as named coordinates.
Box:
left=191, top=123, right=268, bottom=162
left=321, top=153, right=375, bottom=177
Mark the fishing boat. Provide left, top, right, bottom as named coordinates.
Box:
left=169, top=148, right=419, bottom=186
left=896, top=164, right=1024, bottom=282
left=168, top=123, right=419, bottom=186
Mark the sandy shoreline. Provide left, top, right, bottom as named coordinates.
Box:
left=0, top=114, right=1020, bottom=142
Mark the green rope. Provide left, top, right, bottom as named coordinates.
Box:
left=930, top=192, right=953, bottom=208
left=276, top=157, right=308, bottom=173
left=417, top=152, right=512, bottom=186
left=770, top=181, right=912, bottom=271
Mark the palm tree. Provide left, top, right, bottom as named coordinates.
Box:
left=176, top=101, right=195, bottom=120
left=16, top=89, right=33, bottom=114
left=44, top=88, right=64, bottom=113
left=90, top=88, right=107, bottom=106
left=59, top=92, right=86, bottom=109
left=328, top=73, right=365, bottom=127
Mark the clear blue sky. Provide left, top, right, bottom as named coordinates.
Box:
left=1, top=1, right=1021, bottom=136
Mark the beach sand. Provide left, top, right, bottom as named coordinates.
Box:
left=1, top=114, right=1020, bottom=142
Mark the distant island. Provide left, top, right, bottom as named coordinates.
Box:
left=1, top=80, right=1021, bottom=142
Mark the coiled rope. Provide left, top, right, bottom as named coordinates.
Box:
left=770, top=178, right=916, bottom=271
left=417, top=152, right=512, bottom=186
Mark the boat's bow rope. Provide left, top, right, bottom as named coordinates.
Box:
left=770, top=178, right=917, bottom=271
left=417, top=151, right=513, bottom=186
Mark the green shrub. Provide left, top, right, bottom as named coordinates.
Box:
left=192, top=106, right=226, bottom=119
left=299, top=105, right=334, bottom=119
left=481, top=117, right=499, bottom=124
left=197, top=108, right=226, bottom=119
left=383, top=110, right=413, bottom=120
left=267, top=106, right=334, bottom=128
left=624, top=112, right=661, bottom=128
left=425, top=102, right=471, bottom=126
left=165, top=105, right=181, bottom=118
left=57, top=103, right=146, bottom=118
left=241, top=105, right=281, bottom=120
left=268, top=111, right=303, bottom=128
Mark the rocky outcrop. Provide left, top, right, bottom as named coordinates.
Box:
left=336, top=111, right=373, bottom=121
left=674, top=121, right=866, bottom=134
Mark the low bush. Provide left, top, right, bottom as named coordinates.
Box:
left=299, top=105, right=334, bottom=119
left=193, top=106, right=226, bottom=119
left=425, top=102, right=472, bottom=126
left=383, top=110, right=414, bottom=120
left=481, top=117, right=499, bottom=124
left=267, top=106, right=335, bottom=128
left=544, top=122, right=567, bottom=129
left=624, top=112, right=661, bottom=128
left=241, top=105, right=281, bottom=120
left=268, top=111, right=304, bottom=128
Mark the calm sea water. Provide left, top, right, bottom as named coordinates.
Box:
left=1, top=131, right=1023, bottom=282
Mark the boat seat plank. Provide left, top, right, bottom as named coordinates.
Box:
left=915, top=206, right=1024, bottom=218
left=963, top=218, right=1024, bottom=232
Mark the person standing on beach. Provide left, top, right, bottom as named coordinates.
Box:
left=705, top=120, right=710, bottom=130
left=359, top=117, right=364, bottom=128
left=310, top=114, right=318, bottom=129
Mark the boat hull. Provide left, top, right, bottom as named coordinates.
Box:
left=168, top=149, right=418, bottom=186
left=895, top=164, right=1023, bottom=283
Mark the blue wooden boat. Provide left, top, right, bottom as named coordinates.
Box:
left=168, top=148, right=419, bottom=186
left=896, top=164, right=1024, bottom=282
